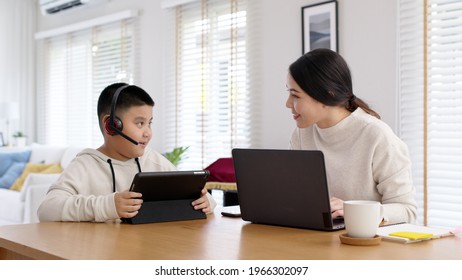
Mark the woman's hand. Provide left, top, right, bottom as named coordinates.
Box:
left=114, top=191, right=143, bottom=218
left=192, top=188, right=211, bottom=213
left=330, top=196, right=344, bottom=219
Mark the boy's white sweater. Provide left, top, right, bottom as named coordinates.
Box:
left=38, top=148, right=216, bottom=222
left=289, top=108, right=417, bottom=223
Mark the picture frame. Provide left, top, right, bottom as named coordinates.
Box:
left=0, top=132, right=4, bottom=146
left=302, top=0, right=338, bottom=54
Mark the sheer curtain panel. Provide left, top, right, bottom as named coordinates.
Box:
left=399, top=0, right=462, bottom=229
left=0, top=0, right=36, bottom=144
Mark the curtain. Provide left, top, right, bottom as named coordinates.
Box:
left=0, top=0, right=36, bottom=144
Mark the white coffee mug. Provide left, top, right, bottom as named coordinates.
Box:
left=343, top=200, right=384, bottom=238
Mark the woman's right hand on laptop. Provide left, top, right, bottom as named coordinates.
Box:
left=330, top=197, right=344, bottom=218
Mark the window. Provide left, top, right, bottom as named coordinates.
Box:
left=399, top=0, right=462, bottom=228
left=36, top=13, right=138, bottom=147
left=163, top=0, right=253, bottom=170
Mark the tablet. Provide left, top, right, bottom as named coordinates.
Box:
left=129, top=170, right=209, bottom=201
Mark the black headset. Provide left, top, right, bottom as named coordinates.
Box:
left=104, top=84, right=139, bottom=145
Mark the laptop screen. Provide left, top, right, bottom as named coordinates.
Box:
left=232, top=148, right=344, bottom=231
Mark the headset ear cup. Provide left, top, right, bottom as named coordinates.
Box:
left=105, top=117, right=123, bottom=136
left=105, top=118, right=115, bottom=135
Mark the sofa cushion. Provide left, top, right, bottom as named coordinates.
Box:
left=0, top=150, right=31, bottom=176
left=0, top=150, right=31, bottom=189
left=0, top=188, right=23, bottom=224
left=19, top=173, right=61, bottom=202
left=10, top=163, right=63, bottom=192
left=204, top=158, right=236, bottom=182
left=0, top=162, right=27, bottom=189
left=29, top=143, right=66, bottom=164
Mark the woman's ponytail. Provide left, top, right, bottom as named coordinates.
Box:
left=346, top=94, right=380, bottom=119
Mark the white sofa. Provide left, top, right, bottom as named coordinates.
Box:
left=0, top=145, right=83, bottom=226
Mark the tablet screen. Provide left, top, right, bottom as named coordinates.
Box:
left=129, top=170, right=209, bottom=201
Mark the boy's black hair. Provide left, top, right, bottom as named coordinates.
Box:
left=97, top=83, right=155, bottom=124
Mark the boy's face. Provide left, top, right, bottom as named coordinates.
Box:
left=105, top=104, right=154, bottom=161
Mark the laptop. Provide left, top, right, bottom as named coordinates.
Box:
left=232, top=148, right=344, bottom=231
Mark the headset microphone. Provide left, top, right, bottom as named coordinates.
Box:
left=113, top=129, right=139, bottom=145
left=105, top=84, right=139, bottom=145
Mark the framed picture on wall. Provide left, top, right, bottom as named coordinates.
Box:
left=302, top=0, right=338, bottom=54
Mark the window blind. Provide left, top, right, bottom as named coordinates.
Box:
left=163, top=0, right=253, bottom=170
left=426, top=0, right=462, bottom=228
left=36, top=17, right=138, bottom=147
left=399, top=0, right=462, bottom=228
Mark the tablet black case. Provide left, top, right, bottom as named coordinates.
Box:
left=122, top=170, right=209, bottom=224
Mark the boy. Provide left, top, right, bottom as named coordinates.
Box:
left=38, top=83, right=216, bottom=222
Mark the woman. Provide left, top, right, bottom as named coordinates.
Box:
left=286, top=48, right=417, bottom=223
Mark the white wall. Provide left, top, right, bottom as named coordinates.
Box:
left=257, top=0, right=398, bottom=149
left=36, top=0, right=398, bottom=151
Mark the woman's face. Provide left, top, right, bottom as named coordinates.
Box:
left=285, top=73, right=327, bottom=129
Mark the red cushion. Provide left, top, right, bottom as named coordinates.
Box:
left=204, top=158, right=236, bottom=182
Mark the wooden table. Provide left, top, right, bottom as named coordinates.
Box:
left=0, top=210, right=461, bottom=260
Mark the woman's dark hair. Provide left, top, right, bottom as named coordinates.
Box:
left=97, top=83, right=155, bottom=122
left=289, top=48, right=380, bottom=119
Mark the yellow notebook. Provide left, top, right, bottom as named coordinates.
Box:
left=388, top=231, right=433, bottom=241
left=377, top=223, right=454, bottom=243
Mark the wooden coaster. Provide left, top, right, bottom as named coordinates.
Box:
left=339, top=233, right=381, bottom=246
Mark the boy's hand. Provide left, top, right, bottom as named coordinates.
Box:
left=192, top=188, right=211, bottom=213
left=115, top=191, right=143, bottom=218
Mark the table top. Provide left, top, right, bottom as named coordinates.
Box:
left=0, top=209, right=461, bottom=260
